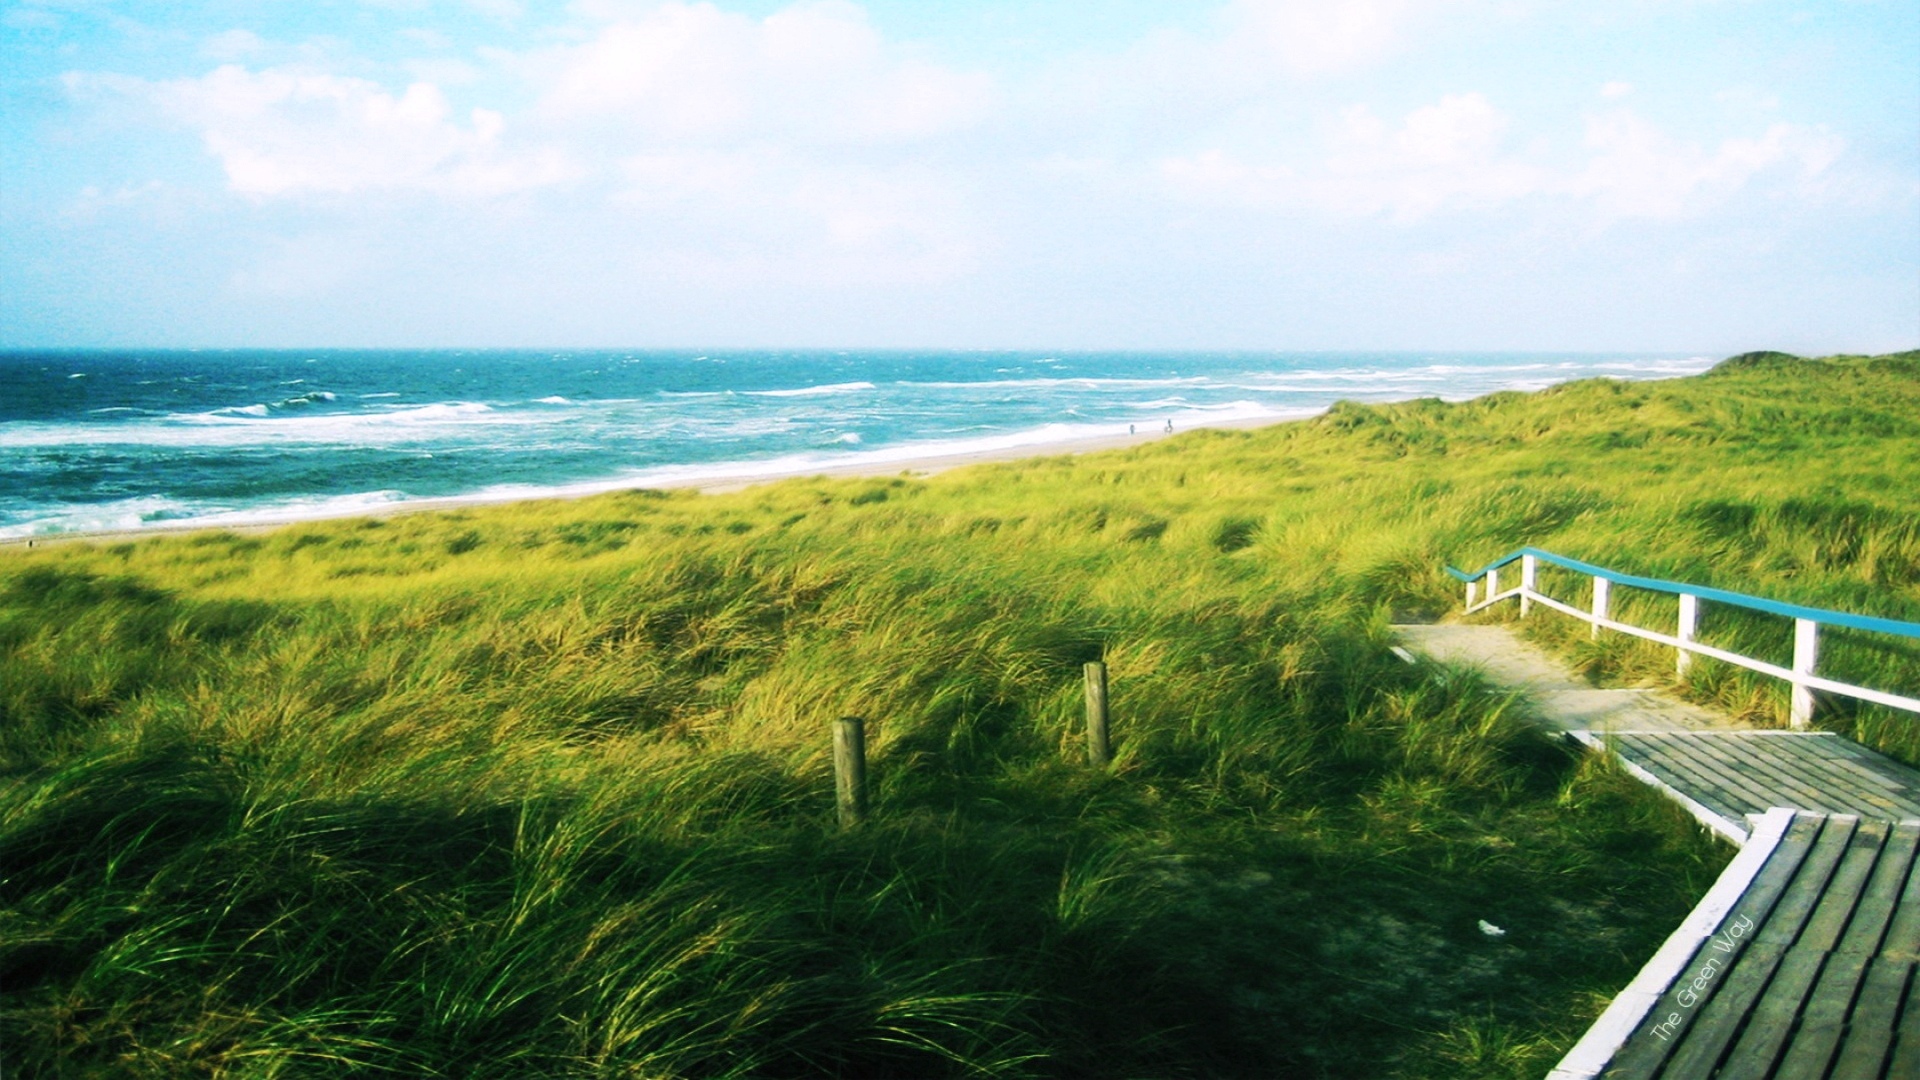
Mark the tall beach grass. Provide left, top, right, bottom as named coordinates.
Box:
left=2, top=350, right=1914, bottom=1077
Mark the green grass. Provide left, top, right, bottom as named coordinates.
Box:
left=2, top=350, right=1915, bottom=1077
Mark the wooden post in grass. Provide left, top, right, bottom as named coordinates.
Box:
left=833, top=717, right=868, bottom=827
left=1084, top=661, right=1111, bottom=766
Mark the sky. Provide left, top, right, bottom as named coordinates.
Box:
left=2, top=0, right=1916, bottom=352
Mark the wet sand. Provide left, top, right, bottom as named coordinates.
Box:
left=1, top=413, right=1297, bottom=550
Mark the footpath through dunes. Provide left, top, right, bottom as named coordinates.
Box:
left=1397, top=547, right=1920, bottom=1079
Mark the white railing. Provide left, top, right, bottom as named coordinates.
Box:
left=1449, top=547, right=1920, bottom=728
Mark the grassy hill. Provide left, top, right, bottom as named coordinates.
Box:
left=2, top=351, right=1915, bottom=1077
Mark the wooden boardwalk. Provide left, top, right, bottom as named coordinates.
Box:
left=1549, top=809, right=1920, bottom=1080
left=1391, top=623, right=1920, bottom=1079
left=1571, top=730, right=1920, bottom=845
left=1394, top=624, right=1920, bottom=840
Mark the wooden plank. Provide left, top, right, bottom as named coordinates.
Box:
left=1638, top=735, right=1826, bottom=818
left=1628, top=815, right=1839, bottom=1080
left=1547, top=810, right=1805, bottom=1080
left=1876, top=825, right=1920, bottom=965
left=1779, top=737, right=1920, bottom=797
left=1618, top=736, right=1775, bottom=821
left=1569, top=731, right=1748, bottom=844
left=1799, top=819, right=1891, bottom=951
left=1597, top=813, right=1827, bottom=1080
left=1716, top=947, right=1832, bottom=1077
left=1842, top=822, right=1920, bottom=957
left=1776, top=950, right=1873, bottom=1080
left=1827, top=956, right=1914, bottom=1080
left=1829, top=821, right=1920, bottom=1080
left=1702, top=733, right=1920, bottom=819
left=1694, top=735, right=1879, bottom=816
left=1773, top=732, right=1920, bottom=790
left=1690, top=735, right=1863, bottom=809
left=1753, top=738, right=1920, bottom=813
left=1888, top=979, right=1920, bottom=1080
left=1761, top=735, right=1920, bottom=813
left=1774, top=821, right=1913, bottom=1078
left=1718, top=819, right=1888, bottom=1077
left=1645, top=733, right=1836, bottom=816
left=1755, top=816, right=1861, bottom=949
left=1638, top=736, right=1783, bottom=806
left=1660, top=938, right=1792, bottom=1079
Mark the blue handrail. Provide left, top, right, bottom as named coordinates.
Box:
left=1446, top=546, right=1920, bottom=640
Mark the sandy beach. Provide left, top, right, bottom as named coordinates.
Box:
left=0, top=412, right=1295, bottom=550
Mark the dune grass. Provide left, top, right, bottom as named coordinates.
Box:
left=2, top=350, right=1915, bottom=1077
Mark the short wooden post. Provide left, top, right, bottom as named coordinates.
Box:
left=1520, top=554, right=1537, bottom=617
left=1487, top=567, right=1500, bottom=606
left=1465, top=578, right=1478, bottom=610
left=1590, top=576, right=1610, bottom=640
left=1791, top=619, right=1818, bottom=729
left=1677, top=593, right=1699, bottom=676
left=1084, top=661, right=1111, bottom=766
left=833, top=717, right=868, bottom=827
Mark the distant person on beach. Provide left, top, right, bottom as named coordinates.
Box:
left=1129, top=423, right=1135, bottom=435
left=1164, top=419, right=1173, bottom=434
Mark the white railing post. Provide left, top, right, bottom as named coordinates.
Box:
left=1791, top=618, right=1819, bottom=728
left=1521, top=554, right=1537, bottom=617
left=1590, top=576, right=1610, bottom=640
left=1466, top=578, right=1478, bottom=609
left=1677, top=593, right=1698, bottom=676
left=1487, top=567, right=1500, bottom=605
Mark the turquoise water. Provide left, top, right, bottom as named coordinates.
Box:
left=0, top=349, right=1712, bottom=537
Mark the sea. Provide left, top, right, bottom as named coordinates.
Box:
left=0, top=350, right=1716, bottom=539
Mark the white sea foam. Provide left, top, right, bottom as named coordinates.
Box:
left=166, top=490, right=411, bottom=528
left=0, top=490, right=426, bottom=538
left=742, top=381, right=878, bottom=397
left=535, top=396, right=573, bottom=404
left=116, top=406, right=1308, bottom=531
left=899, top=376, right=1212, bottom=391
left=0, top=495, right=195, bottom=539
left=0, top=401, right=513, bottom=449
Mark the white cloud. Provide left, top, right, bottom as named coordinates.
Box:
left=614, top=148, right=980, bottom=284
left=229, top=230, right=367, bottom=297
left=463, top=0, right=523, bottom=20
left=1568, top=111, right=1844, bottom=218
left=1599, top=80, right=1633, bottom=100
left=201, top=29, right=267, bottom=61
left=121, top=64, right=574, bottom=197
left=1162, top=92, right=1544, bottom=220
left=1158, top=92, right=1848, bottom=224
left=532, top=1, right=993, bottom=142
left=1224, top=0, right=1416, bottom=77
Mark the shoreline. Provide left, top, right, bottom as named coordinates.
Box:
left=0, top=412, right=1296, bottom=550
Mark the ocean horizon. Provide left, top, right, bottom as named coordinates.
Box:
left=0, top=348, right=1716, bottom=539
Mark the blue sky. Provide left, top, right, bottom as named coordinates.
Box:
left=3, top=0, right=1915, bottom=351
